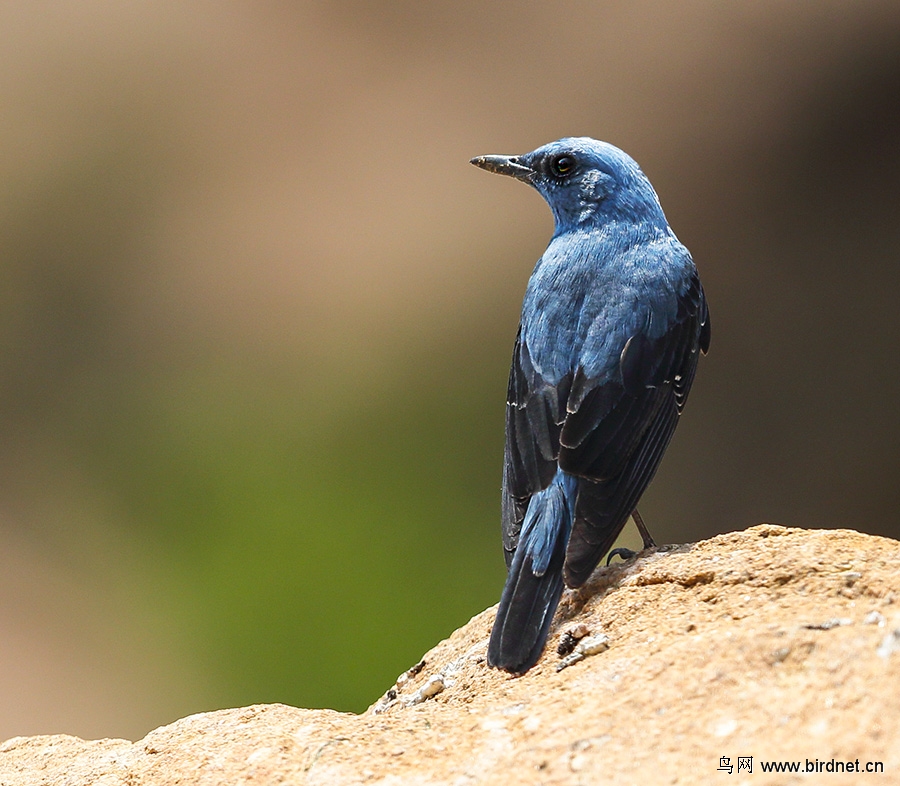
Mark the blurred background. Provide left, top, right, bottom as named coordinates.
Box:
left=1, top=0, right=899, bottom=742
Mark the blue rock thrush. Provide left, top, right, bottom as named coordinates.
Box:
left=470, top=138, right=710, bottom=673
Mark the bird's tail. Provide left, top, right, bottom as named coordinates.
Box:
left=488, top=472, right=576, bottom=673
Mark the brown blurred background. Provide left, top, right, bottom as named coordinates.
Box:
left=1, top=1, right=899, bottom=742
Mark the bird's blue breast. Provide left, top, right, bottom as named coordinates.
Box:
left=519, top=224, right=695, bottom=387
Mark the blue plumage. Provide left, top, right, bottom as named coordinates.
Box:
left=471, top=138, right=709, bottom=673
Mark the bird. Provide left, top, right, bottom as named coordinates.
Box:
left=470, top=138, right=710, bottom=674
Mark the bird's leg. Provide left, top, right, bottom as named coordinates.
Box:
left=606, top=508, right=656, bottom=565
left=631, top=507, right=656, bottom=549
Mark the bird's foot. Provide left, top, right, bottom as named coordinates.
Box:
left=606, top=547, right=639, bottom=565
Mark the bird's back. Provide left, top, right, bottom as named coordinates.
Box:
left=520, top=223, right=695, bottom=389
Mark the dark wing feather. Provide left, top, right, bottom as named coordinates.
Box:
left=564, top=384, right=679, bottom=585
left=559, top=273, right=710, bottom=586
left=500, top=327, right=569, bottom=566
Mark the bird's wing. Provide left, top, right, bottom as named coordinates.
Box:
left=500, top=271, right=709, bottom=576
left=500, top=325, right=571, bottom=566
left=559, top=271, right=710, bottom=586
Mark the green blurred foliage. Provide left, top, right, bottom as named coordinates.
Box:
left=84, top=344, right=510, bottom=713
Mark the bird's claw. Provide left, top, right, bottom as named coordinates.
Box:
left=606, top=547, right=639, bottom=565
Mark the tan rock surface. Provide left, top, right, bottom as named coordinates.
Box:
left=2, top=525, right=900, bottom=785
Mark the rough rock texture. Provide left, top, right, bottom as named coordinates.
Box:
left=3, top=525, right=900, bottom=785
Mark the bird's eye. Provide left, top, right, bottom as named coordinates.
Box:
left=550, top=154, right=575, bottom=177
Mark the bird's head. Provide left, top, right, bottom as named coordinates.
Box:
left=471, top=137, right=667, bottom=235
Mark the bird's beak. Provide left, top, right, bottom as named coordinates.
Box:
left=470, top=154, right=534, bottom=182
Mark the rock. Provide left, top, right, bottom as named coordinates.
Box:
left=2, top=525, right=899, bottom=784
